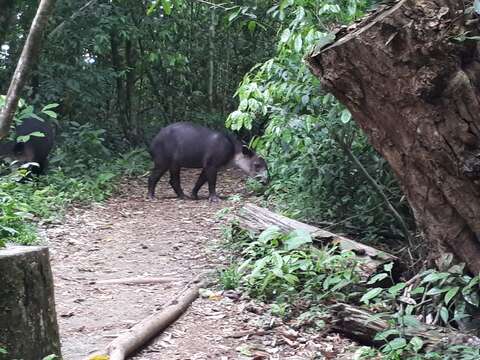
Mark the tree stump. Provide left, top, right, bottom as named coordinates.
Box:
left=0, top=245, right=61, bottom=360
left=306, top=0, right=480, bottom=273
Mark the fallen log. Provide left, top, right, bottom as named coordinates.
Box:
left=93, top=276, right=181, bottom=286
left=330, top=303, right=480, bottom=351
left=87, top=274, right=208, bottom=360
left=236, top=203, right=401, bottom=280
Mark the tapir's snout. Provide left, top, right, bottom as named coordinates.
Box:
left=255, top=169, right=269, bottom=185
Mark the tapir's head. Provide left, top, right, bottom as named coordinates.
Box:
left=234, top=146, right=269, bottom=185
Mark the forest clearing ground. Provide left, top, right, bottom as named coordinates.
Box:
left=44, top=168, right=355, bottom=360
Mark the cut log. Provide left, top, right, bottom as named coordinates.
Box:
left=330, top=303, right=480, bottom=351
left=87, top=275, right=208, bottom=360
left=0, top=245, right=62, bottom=360
left=305, top=0, right=480, bottom=274
left=236, top=203, right=400, bottom=280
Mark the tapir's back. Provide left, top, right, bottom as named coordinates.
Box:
left=150, top=122, right=235, bottom=168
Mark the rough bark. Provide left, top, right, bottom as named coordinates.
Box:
left=0, top=246, right=61, bottom=359
left=330, top=303, right=480, bottom=351
left=306, top=0, right=480, bottom=274
left=237, top=203, right=401, bottom=281
left=0, top=0, right=56, bottom=139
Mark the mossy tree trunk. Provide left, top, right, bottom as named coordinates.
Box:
left=306, top=0, right=480, bottom=274
left=0, top=246, right=61, bottom=360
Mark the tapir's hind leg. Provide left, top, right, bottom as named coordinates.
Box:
left=169, top=165, right=186, bottom=199
left=148, top=161, right=168, bottom=199
left=191, top=169, right=207, bottom=200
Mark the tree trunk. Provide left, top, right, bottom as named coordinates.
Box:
left=0, top=0, right=56, bottom=139
left=125, top=37, right=141, bottom=144
left=208, top=8, right=215, bottom=112
left=306, top=0, right=480, bottom=274
left=0, top=246, right=61, bottom=359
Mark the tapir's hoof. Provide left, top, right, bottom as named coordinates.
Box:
left=147, top=193, right=156, bottom=200
left=209, top=195, right=221, bottom=203
left=178, top=194, right=190, bottom=200
left=190, top=194, right=200, bottom=200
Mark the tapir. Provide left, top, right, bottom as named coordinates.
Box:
left=0, top=117, right=55, bottom=175
left=147, top=122, right=268, bottom=202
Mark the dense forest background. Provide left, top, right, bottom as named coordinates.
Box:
left=4, top=1, right=480, bottom=359
left=0, top=0, right=415, bottom=252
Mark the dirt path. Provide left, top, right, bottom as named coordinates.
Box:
left=45, top=169, right=354, bottom=360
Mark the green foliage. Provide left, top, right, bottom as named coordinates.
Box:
left=226, top=0, right=414, bottom=244
left=227, top=225, right=361, bottom=312
left=0, top=115, right=150, bottom=247
left=362, top=254, right=480, bottom=330
left=218, top=264, right=242, bottom=290
left=356, top=342, right=480, bottom=360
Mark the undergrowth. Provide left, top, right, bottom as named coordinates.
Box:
left=219, top=223, right=480, bottom=360
left=0, top=120, right=150, bottom=247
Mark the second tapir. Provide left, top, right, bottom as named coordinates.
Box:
left=0, top=117, right=55, bottom=175
left=148, top=122, right=268, bottom=202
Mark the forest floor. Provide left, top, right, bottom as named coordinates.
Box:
left=43, top=168, right=356, bottom=360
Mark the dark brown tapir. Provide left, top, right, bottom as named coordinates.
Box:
left=0, top=117, right=55, bottom=175
left=147, top=122, right=268, bottom=202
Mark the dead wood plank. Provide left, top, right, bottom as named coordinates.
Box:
left=236, top=203, right=400, bottom=280
left=330, top=303, right=480, bottom=350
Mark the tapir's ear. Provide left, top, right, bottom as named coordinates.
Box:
left=242, top=145, right=254, bottom=157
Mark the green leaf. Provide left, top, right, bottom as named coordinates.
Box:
left=388, top=282, right=406, bottom=295
left=439, top=306, right=449, bottom=324
left=367, top=273, right=388, bottom=285
left=421, top=272, right=451, bottom=284
left=426, top=287, right=450, bottom=296
left=42, top=110, right=57, bottom=118
left=410, top=337, right=423, bottom=352
left=42, top=355, right=58, bottom=360
left=162, top=0, right=172, bottom=15
left=284, top=229, right=312, bottom=250
left=385, top=337, right=407, bottom=351
left=258, top=226, right=281, bottom=244
left=463, top=290, right=480, bottom=307
left=228, top=8, right=241, bottom=22
left=411, top=286, right=425, bottom=295
left=374, top=328, right=400, bottom=341
left=247, top=21, right=256, bottom=33
left=400, top=314, right=420, bottom=327
left=294, top=35, right=303, bottom=53
left=340, top=109, right=351, bottom=124
left=444, top=286, right=459, bottom=305
left=17, top=132, right=46, bottom=143
left=41, top=103, right=59, bottom=111
left=280, top=28, right=291, bottom=44
left=283, top=273, right=298, bottom=284
left=475, top=0, right=480, bottom=15
left=360, top=288, right=383, bottom=303
left=383, top=262, right=394, bottom=272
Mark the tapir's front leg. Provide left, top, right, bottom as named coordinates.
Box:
left=205, top=166, right=220, bottom=202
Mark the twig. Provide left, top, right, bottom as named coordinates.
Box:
left=92, top=276, right=181, bottom=286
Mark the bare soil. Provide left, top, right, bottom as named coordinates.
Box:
left=44, top=168, right=355, bottom=359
